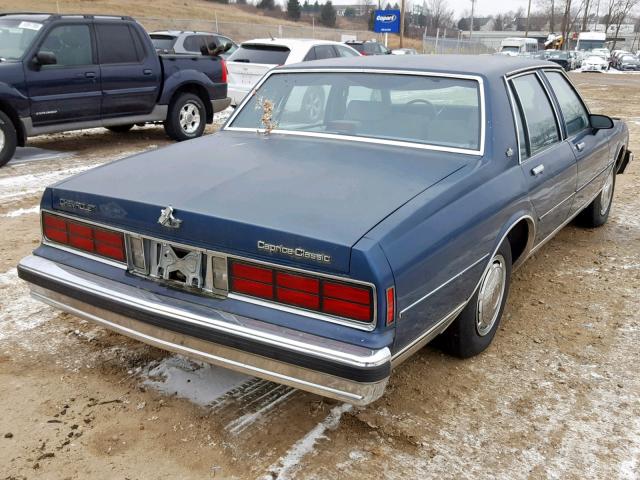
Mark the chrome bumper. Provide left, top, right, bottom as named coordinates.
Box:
left=17, top=255, right=390, bottom=405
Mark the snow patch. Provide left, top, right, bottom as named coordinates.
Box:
left=261, top=403, right=353, bottom=480
left=141, top=355, right=251, bottom=406
left=0, top=268, right=54, bottom=340
left=0, top=206, right=40, bottom=218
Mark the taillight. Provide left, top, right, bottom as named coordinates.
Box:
left=220, top=58, right=227, bottom=84
left=228, top=259, right=374, bottom=324
left=42, top=212, right=126, bottom=263
left=386, top=287, right=395, bottom=326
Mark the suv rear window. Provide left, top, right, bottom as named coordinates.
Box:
left=150, top=34, right=177, bottom=51
left=227, top=44, right=290, bottom=64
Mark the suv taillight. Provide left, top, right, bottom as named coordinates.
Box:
left=228, top=259, right=374, bottom=323
left=220, top=57, right=227, bottom=84
left=42, top=212, right=125, bottom=262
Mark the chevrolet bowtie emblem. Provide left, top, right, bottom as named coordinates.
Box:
left=158, top=206, right=182, bottom=229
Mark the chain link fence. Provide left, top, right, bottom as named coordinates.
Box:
left=136, top=16, right=377, bottom=44
left=422, top=36, right=494, bottom=55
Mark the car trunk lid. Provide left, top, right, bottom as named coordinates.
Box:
left=48, top=132, right=469, bottom=273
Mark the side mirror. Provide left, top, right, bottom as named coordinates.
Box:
left=34, top=51, right=57, bottom=67
left=590, top=114, right=614, bottom=130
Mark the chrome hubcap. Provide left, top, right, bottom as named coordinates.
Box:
left=180, top=102, right=201, bottom=134
left=476, top=254, right=507, bottom=337
left=600, top=169, right=614, bottom=216
left=0, top=128, right=5, bottom=152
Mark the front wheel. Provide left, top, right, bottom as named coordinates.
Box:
left=164, top=93, right=206, bottom=141
left=0, top=110, right=18, bottom=168
left=577, top=168, right=615, bottom=228
left=438, top=240, right=513, bottom=358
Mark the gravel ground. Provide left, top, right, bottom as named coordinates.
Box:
left=0, top=74, right=638, bottom=480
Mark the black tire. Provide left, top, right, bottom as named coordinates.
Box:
left=0, top=110, right=18, bottom=168
left=164, top=93, right=206, bottom=141
left=437, top=240, right=513, bottom=358
left=106, top=124, right=134, bottom=133
left=576, top=168, right=615, bottom=228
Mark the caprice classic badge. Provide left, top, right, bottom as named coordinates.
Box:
left=257, top=240, right=332, bottom=264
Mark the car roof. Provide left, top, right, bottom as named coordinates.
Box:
left=242, top=38, right=348, bottom=48
left=278, top=54, right=560, bottom=80
left=150, top=30, right=222, bottom=36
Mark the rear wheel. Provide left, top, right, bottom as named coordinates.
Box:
left=577, top=167, right=615, bottom=228
left=106, top=124, right=134, bottom=133
left=164, top=93, right=206, bottom=141
left=438, top=240, right=512, bottom=358
left=0, top=110, right=17, bottom=168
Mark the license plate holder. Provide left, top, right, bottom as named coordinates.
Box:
left=151, top=242, right=204, bottom=289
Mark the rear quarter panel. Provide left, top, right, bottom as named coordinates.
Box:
left=158, top=55, right=227, bottom=105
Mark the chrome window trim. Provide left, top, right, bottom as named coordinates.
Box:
left=541, top=69, right=593, bottom=142
left=503, top=75, right=523, bottom=164
left=224, top=68, right=486, bottom=157
left=506, top=70, right=564, bottom=164
left=506, top=64, right=562, bottom=76
left=39, top=209, right=378, bottom=332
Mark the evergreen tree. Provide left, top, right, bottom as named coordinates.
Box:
left=320, top=1, right=337, bottom=27
left=257, top=0, right=275, bottom=10
left=313, top=0, right=320, bottom=13
left=287, top=0, right=301, bottom=19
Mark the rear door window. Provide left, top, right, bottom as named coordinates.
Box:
left=183, top=34, right=209, bottom=53
left=335, top=45, right=360, bottom=57
left=510, top=73, right=560, bottom=159
left=96, top=24, right=140, bottom=64
left=313, top=45, right=337, bottom=60
left=227, top=45, right=290, bottom=64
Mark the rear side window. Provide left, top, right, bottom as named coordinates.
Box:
left=183, top=35, right=209, bottom=53
left=335, top=45, right=359, bottom=57
left=96, top=24, right=140, bottom=64
left=40, top=24, right=93, bottom=67
left=545, top=71, right=590, bottom=137
left=314, top=45, right=336, bottom=60
left=510, top=73, right=560, bottom=159
left=150, top=34, right=177, bottom=51
left=227, top=45, right=290, bottom=65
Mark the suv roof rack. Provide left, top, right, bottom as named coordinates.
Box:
left=0, top=12, right=134, bottom=21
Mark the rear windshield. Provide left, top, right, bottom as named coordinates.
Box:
left=228, top=44, right=290, bottom=64
left=229, top=72, right=482, bottom=152
left=150, top=34, right=177, bottom=51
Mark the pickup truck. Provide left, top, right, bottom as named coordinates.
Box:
left=0, top=13, right=230, bottom=167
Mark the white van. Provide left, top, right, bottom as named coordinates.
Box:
left=498, top=37, right=539, bottom=56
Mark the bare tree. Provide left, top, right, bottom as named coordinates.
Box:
left=610, top=0, right=640, bottom=49
left=427, top=0, right=454, bottom=34
left=494, top=13, right=505, bottom=30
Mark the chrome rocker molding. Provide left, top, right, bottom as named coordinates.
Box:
left=18, top=255, right=390, bottom=406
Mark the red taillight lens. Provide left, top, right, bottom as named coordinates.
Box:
left=220, top=58, right=227, bottom=84
left=228, top=259, right=374, bottom=324
left=42, top=213, right=126, bottom=263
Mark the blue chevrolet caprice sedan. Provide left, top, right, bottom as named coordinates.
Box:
left=18, top=55, right=633, bottom=405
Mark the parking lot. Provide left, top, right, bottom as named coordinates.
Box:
left=0, top=71, right=639, bottom=479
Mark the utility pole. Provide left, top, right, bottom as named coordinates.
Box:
left=525, top=0, right=532, bottom=37
left=469, top=0, right=475, bottom=39
left=550, top=0, right=555, bottom=32
left=400, top=0, right=406, bottom=47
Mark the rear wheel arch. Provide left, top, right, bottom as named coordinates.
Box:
left=506, top=216, right=535, bottom=268
left=170, top=83, right=213, bottom=123
left=614, top=144, right=626, bottom=173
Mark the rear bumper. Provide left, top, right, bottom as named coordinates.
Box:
left=228, top=85, right=251, bottom=106
left=212, top=97, right=232, bottom=113
left=17, top=255, right=390, bottom=405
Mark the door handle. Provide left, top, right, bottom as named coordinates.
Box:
left=531, top=164, right=545, bottom=176
left=143, top=69, right=153, bottom=75
left=575, top=142, right=586, bottom=152
left=85, top=72, right=96, bottom=79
